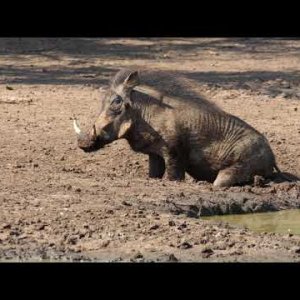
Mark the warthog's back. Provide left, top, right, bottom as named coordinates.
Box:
left=132, top=69, right=222, bottom=111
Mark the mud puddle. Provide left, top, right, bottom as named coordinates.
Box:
left=204, top=209, right=300, bottom=235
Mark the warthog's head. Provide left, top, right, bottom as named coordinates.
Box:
left=74, top=69, right=140, bottom=152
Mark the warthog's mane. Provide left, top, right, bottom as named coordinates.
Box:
left=111, top=68, right=221, bottom=112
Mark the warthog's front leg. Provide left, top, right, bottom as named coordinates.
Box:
left=148, top=153, right=165, bottom=178
left=162, top=147, right=186, bottom=181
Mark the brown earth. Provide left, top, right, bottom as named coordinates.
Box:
left=0, top=38, right=300, bottom=262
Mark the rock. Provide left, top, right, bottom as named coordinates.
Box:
left=178, top=222, right=187, bottom=230
left=149, top=224, right=159, bottom=230
left=168, top=254, right=179, bottom=262
left=37, top=224, right=46, bottom=230
left=179, top=242, right=193, bottom=249
left=228, top=241, right=236, bottom=248
left=66, top=184, right=72, bottom=190
left=281, top=81, right=290, bottom=89
left=133, top=252, right=143, bottom=259
left=2, top=223, right=11, bottom=229
left=100, top=240, right=110, bottom=248
left=66, top=235, right=78, bottom=245
left=201, top=247, right=214, bottom=254
left=168, top=220, right=176, bottom=226
left=230, top=250, right=243, bottom=256
left=201, top=247, right=214, bottom=258
left=121, top=200, right=132, bottom=206
left=292, top=247, right=300, bottom=254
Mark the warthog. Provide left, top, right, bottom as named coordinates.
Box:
left=74, top=68, right=284, bottom=187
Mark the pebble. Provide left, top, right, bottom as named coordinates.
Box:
left=121, top=200, right=132, bottom=206
left=179, top=242, right=193, bottom=249
left=2, top=223, right=11, bottom=229
left=178, top=222, right=187, bottom=230
left=292, top=247, right=300, bottom=254
left=100, top=240, right=110, bottom=248
left=201, top=247, right=214, bottom=254
left=149, top=224, right=159, bottom=230
left=37, top=224, right=46, bottom=230
left=168, top=220, right=176, bottom=226
left=67, top=235, right=78, bottom=245
left=168, top=254, right=179, bottom=262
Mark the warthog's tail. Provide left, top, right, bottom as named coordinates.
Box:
left=274, top=164, right=293, bottom=182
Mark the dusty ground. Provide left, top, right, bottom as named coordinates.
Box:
left=0, top=38, right=300, bottom=262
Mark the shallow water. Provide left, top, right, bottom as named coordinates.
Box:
left=204, top=209, right=300, bottom=235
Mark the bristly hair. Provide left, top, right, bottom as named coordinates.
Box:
left=110, top=68, right=137, bottom=88
left=109, top=68, right=221, bottom=112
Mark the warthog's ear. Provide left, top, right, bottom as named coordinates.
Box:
left=118, top=120, right=132, bottom=138
left=123, top=71, right=140, bottom=90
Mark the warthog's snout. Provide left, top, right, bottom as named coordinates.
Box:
left=73, top=119, right=107, bottom=152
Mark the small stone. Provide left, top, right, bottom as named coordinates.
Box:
left=9, top=230, right=20, bottom=236
left=121, top=200, right=132, bottom=206
left=228, top=241, right=236, bottom=248
left=2, top=223, right=11, bottom=229
left=75, top=188, right=81, bottom=193
left=281, top=81, right=290, bottom=88
left=178, top=222, right=187, bottom=230
left=231, top=249, right=243, bottom=255
left=67, top=235, right=78, bottom=245
left=201, top=247, right=214, bottom=258
left=293, top=247, right=300, bottom=254
left=168, top=220, right=176, bottom=226
left=149, top=224, right=159, bottom=230
left=200, top=238, right=208, bottom=244
left=168, top=254, right=179, bottom=262
left=37, top=224, right=46, bottom=230
left=179, top=242, right=193, bottom=249
left=100, top=240, right=110, bottom=248
left=201, top=247, right=214, bottom=254
left=133, top=252, right=144, bottom=259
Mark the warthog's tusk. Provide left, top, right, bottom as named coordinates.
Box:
left=73, top=119, right=81, bottom=135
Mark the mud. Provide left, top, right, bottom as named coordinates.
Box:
left=0, top=38, right=300, bottom=262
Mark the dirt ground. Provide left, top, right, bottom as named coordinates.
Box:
left=1, top=38, right=300, bottom=262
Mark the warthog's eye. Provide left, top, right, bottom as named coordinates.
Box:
left=111, top=96, right=122, bottom=106
left=109, top=96, right=123, bottom=114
